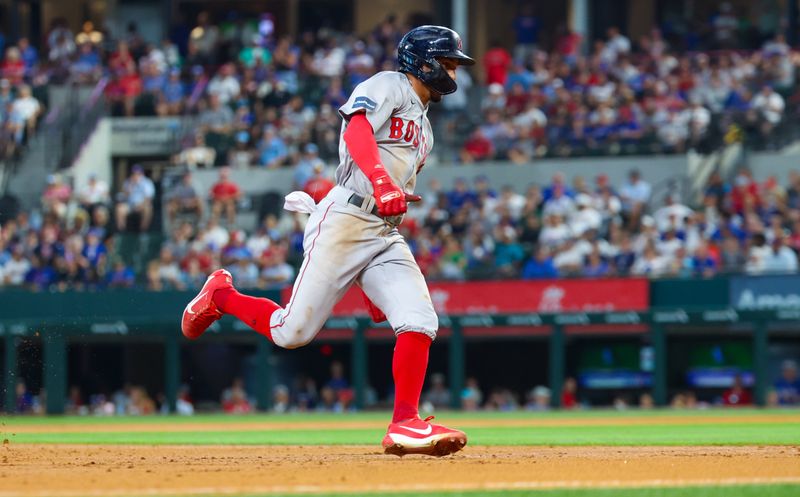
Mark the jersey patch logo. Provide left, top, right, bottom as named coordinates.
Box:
left=352, top=96, right=377, bottom=111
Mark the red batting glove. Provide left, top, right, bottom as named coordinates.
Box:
left=369, top=168, right=421, bottom=216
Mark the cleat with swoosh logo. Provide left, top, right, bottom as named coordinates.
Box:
left=181, top=269, right=233, bottom=339
left=382, top=416, right=467, bottom=457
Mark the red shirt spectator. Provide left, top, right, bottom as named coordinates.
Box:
left=303, top=176, right=335, bottom=204
left=483, top=43, right=512, bottom=86
left=119, top=66, right=142, bottom=98
left=556, top=29, right=582, bottom=58
left=561, top=377, right=578, bottom=408
left=731, top=173, right=761, bottom=214
left=109, top=41, right=135, bottom=74
left=211, top=176, right=242, bottom=201
left=722, top=376, right=752, bottom=406
left=1, top=53, right=25, bottom=85
left=461, top=130, right=494, bottom=162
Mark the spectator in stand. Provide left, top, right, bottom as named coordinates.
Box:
left=41, top=174, right=72, bottom=219
left=3, top=245, right=31, bottom=286
left=260, top=243, right=295, bottom=289
left=175, top=132, right=216, bottom=169
left=750, top=85, right=785, bottom=138
left=77, top=174, right=110, bottom=216
left=210, top=166, right=242, bottom=226
left=512, top=4, right=540, bottom=62
left=423, top=373, right=451, bottom=409
left=207, top=63, right=240, bottom=104
left=561, top=377, right=578, bottom=408
left=525, top=385, right=550, bottom=411
left=228, top=130, right=255, bottom=168
left=157, top=67, right=186, bottom=116
left=9, top=84, right=41, bottom=142
left=165, top=171, right=203, bottom=225
left=483, top=40, right=512, bottom=87
left=115, top=164, right=155, bottom=232
left=111, top=61, right=142, bottom=117
left=198, top=94, right=234, bottom=134
left=461, top=377, right=483, bottom=411
left=555, top=24, right=581, bottom=62
left=294, top=142, right=325, bottom=189
left=302, top=162, right=335, bottom=204
left=258, top=125, right=288, bottom=168
left=15, top=381, right=34, bottom=413
left=460, top=128, right=494, bottom=162
left=70, top=42, right=102, bottom=83
left=774, top=360, right=800, bottom=405
left=605, top=27, right=631, bottom=62
left=16, top=38, right=38, bottom=76
left=494, top=225, right=525, bottom=277
left=761, top=235, right=799, bottom=274
left=722, top=374, right=752, bottom=406
left=147, top=247, right=185, bottom=291
left=105, top=259, right=136, bottom=288
left=1, top=46, right=25, bottom=84
left=522, top=246, right=557, bottom=279
left=619, top=169, right=651, bottom=229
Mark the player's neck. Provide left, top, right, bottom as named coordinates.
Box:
left=405, top=73, right=431, bottom=106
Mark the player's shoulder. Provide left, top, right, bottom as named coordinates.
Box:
left=356, top=71, right=408, bottom=93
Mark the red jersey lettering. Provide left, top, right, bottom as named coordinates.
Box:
left=389, top=117, right=404, bottom=139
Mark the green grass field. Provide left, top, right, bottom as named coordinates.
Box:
left=5, top=408, right=800, bottom=446
left=3, top=408, right=799, bottom=497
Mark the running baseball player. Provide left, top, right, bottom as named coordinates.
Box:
left=181, top=26, right=474, bottom=457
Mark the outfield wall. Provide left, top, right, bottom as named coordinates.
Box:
left=2, top=275, right=800, bottom=413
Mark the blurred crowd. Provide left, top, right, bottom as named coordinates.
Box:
left=13, top=358, right=799, bottom=415
left=465, top=13, right=800, bottom=162
left=382, top=166, right=799, bottom=281
left=3, top=6, right=798, bottom=173
left=4, top=162, right=800, bottom=290
left=3, top=8, right=800, bottom=288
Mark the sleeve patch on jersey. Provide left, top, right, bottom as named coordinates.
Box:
left=353, top=96, right=377, bottom=110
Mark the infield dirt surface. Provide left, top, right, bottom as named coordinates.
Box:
left=2, top=413, right=800, bottom=496
left=3, top=444, right=800, bottom=496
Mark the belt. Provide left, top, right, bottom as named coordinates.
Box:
left=347, top=193, right=380, bottom=217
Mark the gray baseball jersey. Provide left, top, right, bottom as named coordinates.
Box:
left=268, top=71, right=439, bottom=348
left=336, top=71, right=434, bottom=195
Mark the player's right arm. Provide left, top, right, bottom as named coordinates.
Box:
left=339, top=74, right=419, bottom=217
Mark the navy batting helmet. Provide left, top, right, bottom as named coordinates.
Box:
left=397, top=25, right=475, bottom=95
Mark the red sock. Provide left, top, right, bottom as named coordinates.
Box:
left=392, top=332, right=432, bottom=423
left=213, top=288, right=280, bottom=340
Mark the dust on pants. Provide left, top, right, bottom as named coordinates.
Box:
left=269, top=187, right=437, bottom=349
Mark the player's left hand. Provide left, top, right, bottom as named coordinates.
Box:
left=371, top=170, right=415, bottom=216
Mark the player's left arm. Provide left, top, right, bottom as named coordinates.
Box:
left=339, top=77, right=419, bottom=216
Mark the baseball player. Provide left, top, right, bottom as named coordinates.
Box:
left=182, top=26, right=474, bottom=457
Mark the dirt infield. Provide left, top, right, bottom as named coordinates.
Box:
left=2, top=444, right=799, bottom=497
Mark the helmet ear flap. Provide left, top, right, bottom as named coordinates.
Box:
left=398, top=52, right=458, bottom=95
left=421, top=57, right=457, bottom=95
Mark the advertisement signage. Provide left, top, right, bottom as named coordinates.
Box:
left=730, top=275, right=800, bottom=310
left=284, top=279, right=650, bottom=317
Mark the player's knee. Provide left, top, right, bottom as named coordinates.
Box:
left=272, top=326, right=317, bottom=349
left=394, top=309, right=438, bottom=340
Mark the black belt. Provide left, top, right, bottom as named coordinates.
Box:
left=347, top=193, right=381, bottom=217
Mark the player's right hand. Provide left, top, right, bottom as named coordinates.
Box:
left=370, top=168, right=415, bottom=217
